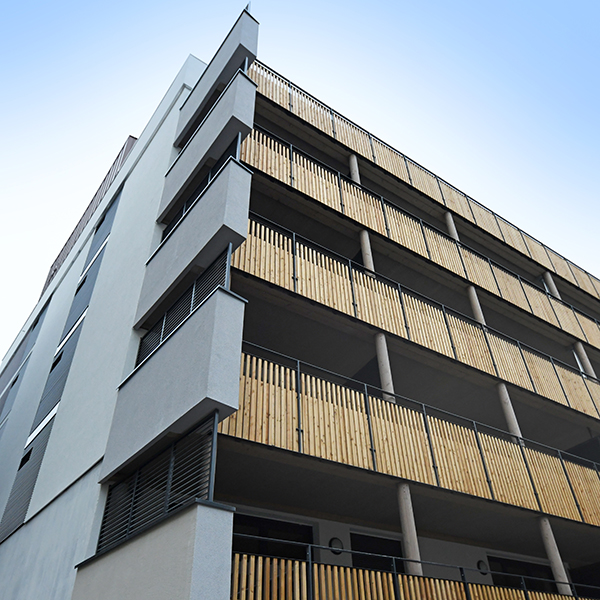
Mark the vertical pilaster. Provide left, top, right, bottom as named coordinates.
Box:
left=467, top=285, right=487, bottom=326
left=398, top=482, right=423, bottom=576
left=497, top=383, right=522, bottom=439
left=539, top=516, right=572, bottom=596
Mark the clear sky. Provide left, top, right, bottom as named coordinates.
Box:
left=1, top=0, right=599, bottom=359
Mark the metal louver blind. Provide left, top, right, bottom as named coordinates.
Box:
left=136, top=250, right=229, bottom=365
left=0, top=418, right=55, bottom=543
left=97, top=411, right=218, bottom=553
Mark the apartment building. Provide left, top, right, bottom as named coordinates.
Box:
left=1, top=10, right=600, bottom=600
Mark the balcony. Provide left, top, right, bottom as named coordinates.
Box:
left=159, top=69, right=256, bottom=222
left=136, top=158, right=251, bottom=327
left=101, top=281, right=245, bottom=481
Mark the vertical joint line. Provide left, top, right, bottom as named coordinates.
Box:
left=488, top=258, right=501, bottom=296
left=296, top=361, right=303, bottom=454
left=380, top=197, right=391, bottom=238
left=420, top=220, right=432, bottom=260
left=518, top=275, right=535, bottom=314
left=436, top=178, right=447, bottom=207
left=225, top=243, right=233, bottom=289
left=348, top=261, right=358, bottom=318
left=441, top=306, right=458, bottom=360
left=482, top=326, right=500, bottom=379
left=288, top=82, right=293, bottom=113
left=493, top=214, right=506, bottom=243
left=292, top=233, right=298, bottom=294
left=397, top=283, right=411, bottom=341
left=164, top=443, right=176, bottom=515
left=330, top=108, right=336, bottom=139
left=460, top=567, right=473, bottom=600
left=403, top=156, right=413, bottom=186
left=236, top=131, right=242, bottom=161
left=558, top=450, right=584, bottom=523
left=550, top=357, right=571, bottom=408
left=519, top=442, right=543, bottom=512
left=456, top=244, right=469, bottom=280
left=208, top=410, right=219, bottom=502
left=517, top=341, right=537, bottom=394
left=338, top=172, right=345, bottom=214
left=289, top=143, right=295, bottom=188
left=363, top=385, right=378, bottom=472
left=368, top=133, right=376, bottom=163
left=125, top=470, right=140, bottom=538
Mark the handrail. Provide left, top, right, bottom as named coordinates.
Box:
left=243, top=126, right=600, bottom=352
left=232, top=533, right=599, bottom=597
left=249, top=60, right=600, bottom=304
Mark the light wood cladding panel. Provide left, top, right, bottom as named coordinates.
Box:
left=570, top=263, right=598, bottom=297
left=549, top=298, right=584, bottom=338
left=563, top=460, right=600, bottom=526
left=352, top=271, right=406, bottom=338
left=249, top=62, right=289, bottom=110
left=497, top=218, right=529, bottom=256
left=521, top=349, right=568, bottom=405
left=232, top=221, right=295, bottom=291
left=439, top=182, right=474, bottom=223
left=446, top=313, right=496, bottom=375
left=369, top=398, right=436, bottom=484
left=385, top=205, right=429, bottom=258
left=301, top=374, right=372, bottom=469
left=522, top=282, right=560, bottom=327
left=589, top=275, right=600, bottom=300
left=332, top=114, right=372, bottom=159
left=468, top=584, right=526, bottom=600
left=547, top=249, right=578, bottom=286
left=403, top=293, right=454, bottom=358
left=241, top=129, right=291, bottom=183
left=575, top=313, right=600, bottom=348
left=231, top=554, right=308, bottom=600
left=398, top=575, right=468, bottom=600
left=491, top=266, right=531, bottom=313
left=468, top=201, right=503, bottom=239
left=372, top=138, right=411, bottom=183
left=219, top=354, right=299, bottom=452
left=478, top=433, right=538, bottom=510
left=406, top=160, right=445, bottom=205
left=523, top=235, right=554, bottom=271
left=427, top=416, right=492, bottom=498
left=523, top=448, right=581, bottom=521
left=553, top=363, right=598, bottom=418
left=293, top=153, right=341, bottom=211
left=341, top=180, right=387, bottom=236
left=584, top=379, right=600, bottom=415
left=423, top=227, right=466, bottom=277
left=296, top=243, right=355, bottom=317
left=486, top=333, right=533, bottom=391
left=315, top=563, right=396, bottom=600
left=290, top=87, right=334, bottom=137
left=460, top=247, right=499, bottom=294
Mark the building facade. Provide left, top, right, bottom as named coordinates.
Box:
left=2, top=10, right=600, bottom=600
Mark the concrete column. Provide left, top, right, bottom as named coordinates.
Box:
left=497, top=383, right=522, bottom=439
left=445, top=211, right=460, bottom=242
left=574, top=341, right=597, bottom=378
left=349, top=154, right=361, bottom=185
left=467, top=285, right=487, bottom=326
left=360, top=230, right=376, bottom=272
left=543, top=271, right=561, bottom=299
left=539, top=516, right=572, bottom=596
left=398, top=482, right=423, bottom=576
left=375, top=332, right=395, bottom=396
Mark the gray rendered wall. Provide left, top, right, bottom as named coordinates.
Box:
left=71, top=502, right=234, bottom=600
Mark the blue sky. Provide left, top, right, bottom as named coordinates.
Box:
left=1, top=0, right=599, bottom=358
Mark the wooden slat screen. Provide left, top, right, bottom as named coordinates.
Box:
left=553, top=363, right=598, bottom=418
left=332, top=114, right=373, bottom=159
left=248, top=62, right=289, bottom=110
left=406, top=160, right=445, bottom=205
left=353, top=271, right=407, bottom=338
left=219, top=354, right=299, bottom=452
left=427, top=416, right=492, bottom=499
left=398, top=574, right=468, bottom=600
left=341, top=179, right=388, bottom=236
left=496, top=219, right=529, bottom=256
left=402, top=293, right=454, bottom=358
left=293, top=153, right=341, bottom=211
left=385, top=205, right=429, bottom=259
left=521, top=349, right=568, bottom=405
left=521, top=282, right=561, bottom=328
left=478, top=432, right=538, bottom=510
left=570, top=264, right=599, bottom=297
left=546, top=250, right=578, bottom=287
left=523, top=448, right=581, bottom=521
left=241, top=129, right=291, bottom=183
left=468, top=584, right=527, bottom=600
left=369, top=397, right=436, bottom=485
left=468, top=201, right=503, bottom=239
left=438, top=181, right=474, bottom=223
left=301, top=374, right=373, bottom=469
left=459, top=248, right=499, bottom=294
left=485, top=333, right=533, bottom=391
left=523, top=235, right=554, bottom=271
left=314, top=562, right=396, bottom=600
left=372, top=139, right=411, bottom=183
left=491, top=266, right=531, bottom=313
left=563, top=460, right=600, bottom=526
left=549, top=298, right=584, bottom=338
left=584, top=379, right=600, bottom=415
left=575, top=313, right=600, bottom=348
left=445, top=313, right=496, bottom=375
left=290, top=87, right=334, bottom=137
left=296, top=242, right=354, bottom=317
left=423, top=226, right=466, bottom=277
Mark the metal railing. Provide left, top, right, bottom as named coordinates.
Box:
left=136, top=246, right=232, bottom=365
left=249, top=60, right=600, bottom=303
left=232, top=214, right=600, bottom=422
left=231, top=534, right=600, bottom=599
left=241, top=126, right=600, bottom=352
left=97, top=411, right=219, bottom=553
left=221, top=343, right=600, bottom=527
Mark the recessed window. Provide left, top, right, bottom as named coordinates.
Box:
left=351, top=533, right=405, bottom=572
left=18, top=450, right=32, bottom=470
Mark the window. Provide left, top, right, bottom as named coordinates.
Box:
left=488, top=556, right=556, bottom=593
left=351, top=533, right=405, bottom=573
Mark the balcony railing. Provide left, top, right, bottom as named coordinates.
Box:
left=220, top=346, right=600, bottom=527
left=248, top=61, right=600, bottom=303
left=231, top=535, right=600, bottom=599
left=231, top=215, right=600, bottom=422
left=240, top=127, right=600, bottom=352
